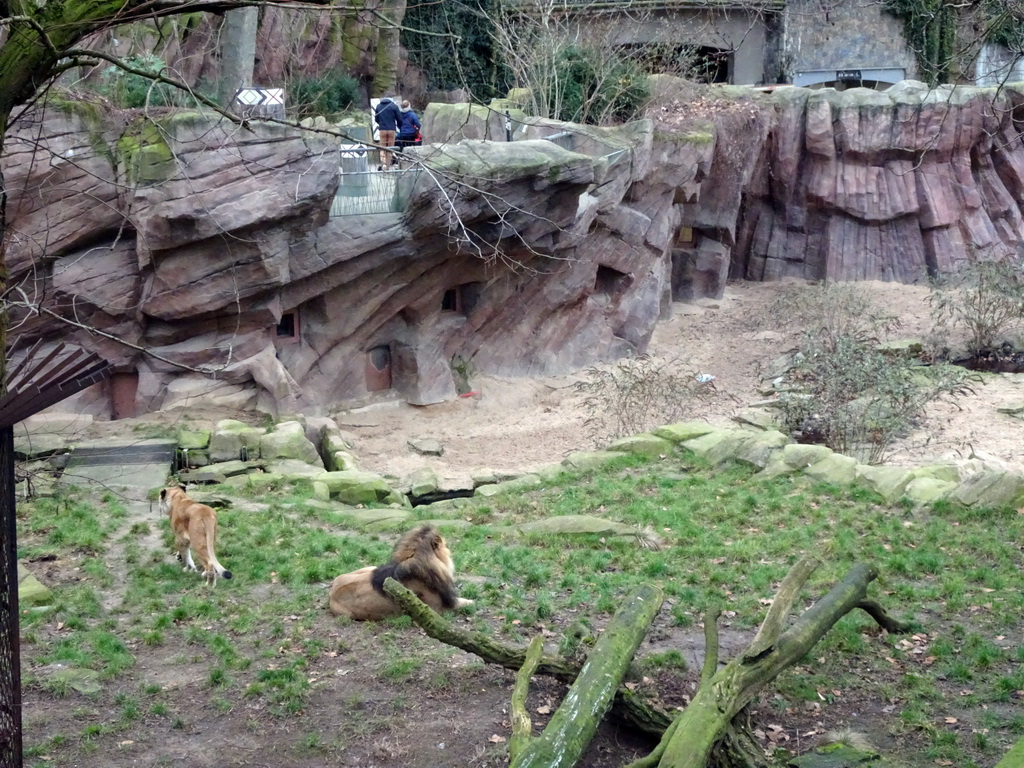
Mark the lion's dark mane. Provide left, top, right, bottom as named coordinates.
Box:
left=370, top=525, right=458, bottom=609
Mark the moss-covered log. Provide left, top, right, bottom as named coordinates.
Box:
left=995, top=735, right=1024, bottom=767
left=509, top=636, right=544, bottom=763
left=510, top=584, right=663, bottom=768
left=381, top=576, right=674, bottom=736
left=653, top=560, right=908, bottom=768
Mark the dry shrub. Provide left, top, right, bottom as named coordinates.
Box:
left=766, top=283, right=974, bottom=463
left=575, top=354, right=716, bottom=445
left=929, top=257, right=1024, bottom=355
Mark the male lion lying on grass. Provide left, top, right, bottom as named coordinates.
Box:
left=328, top=525, right=473, bottom=621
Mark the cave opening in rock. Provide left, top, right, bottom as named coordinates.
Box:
left=365, top=345, right=393, bottom=392
left=595, top=264, right=631, bottom=297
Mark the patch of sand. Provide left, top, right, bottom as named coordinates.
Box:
left=347, top=280, right=1024, bottom=484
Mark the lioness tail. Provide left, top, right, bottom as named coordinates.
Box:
left=206, top=517, right=232, bottom=581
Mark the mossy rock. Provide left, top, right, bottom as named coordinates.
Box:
left=407, top=518, right=472, bottom=531
left=781, top=443, right=834, bottom=468
left=788, top=742, right=884, bottom=766
left=516, top=515, right=636, bottom=537
left=45, top=667, right=102, bottom=695
left=561, top=451, right=623, bottom=472
left=804, top=454, right=859, bottom=485
left=536, top=463, right=568, bottom=483
left=854, top=464, right=913, bottom=502
left=407, top=467, right=439, bottom=498
left=224, top=472, right=284, bottom=490
left=995, top=735, right=1024, bottom=767
left=903, top=477, right=957, bottom=505
left=732, top=409, right=781, bottom=430
left=18, top=564, right=53, bottom=607
left=947, top=470, right=1024, bottom=508
left=339, top=508, right=414, bottom=531
left=419, top=497, right=473, bottom=512
left=118, top=119, right=176, bottom=185
left=264, top=459, right=328, bottom=480
left=319, top=469, right=404, bottom=506
left=203, top=459, right=260, bottom=478
left=178, top=430, right=211, bottom=450
left=329, top=451, right=359, bottom=471
left=733, top=430, right=790, bottom=469
left=909, top=464, right=961, bottom=483
left=604, top=433, right=675, bottom=456
left=476, top=474, right=542, bottom=498
left=209, top=420, right=266, bottom=463
left=652, top=422, right=718, bottom=443
left=679, top=430, right=734, bottom=462
left=260, top=421, right=324, bottom=468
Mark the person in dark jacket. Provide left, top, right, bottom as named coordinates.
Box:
left=396, top=101, right=422, bottom=159
left=374, top=96, right=401, bottom=169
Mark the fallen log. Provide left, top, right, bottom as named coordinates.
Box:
left=509, top=584, right=663, bottom=768
left=649, top=559, right=912, bottom=768
left=383, top=560, right=911, bottom=768
left=509, top=637, right=545, bottom=762
left=381, top=576, right=674, bottom=735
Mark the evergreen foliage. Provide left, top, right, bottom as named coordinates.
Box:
left=983, top=0, right=1024, bottom=50
left=98, top=54, right=182, bottom=108
left=401, top=0, right=508, bottom=100
left=289, top=70, right=360, bottom=118
left=547, top=44, right=650, bottom=124
left=883, top=0, right=958, bottom=85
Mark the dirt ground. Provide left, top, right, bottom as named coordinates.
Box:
left=21, top=278, right=1024, bottom=768
left=346, top=279, right=1024, bottom=486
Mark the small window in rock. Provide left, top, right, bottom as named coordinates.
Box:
left=277, top=311, right=297, bottom=338
left=595, top=265, right=631, bottom=296
left=442, top=287, right=464, bottom=314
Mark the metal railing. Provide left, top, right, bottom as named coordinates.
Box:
left=330, top=145, right=423, bottom=216
left=543, top=131, right=575, bottom=151
left=541, top=131, right=630, bottom=168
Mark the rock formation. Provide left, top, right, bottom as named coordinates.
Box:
left=4, top=80, right=1024, bottom=419
left=733, top=82, right=1024, bottom=281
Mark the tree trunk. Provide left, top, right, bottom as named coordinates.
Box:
left=218, top=7, right=258, bottom=109
left=510, top=584, right=663, bottom=768
left=371, top=0, right=406, bottom=95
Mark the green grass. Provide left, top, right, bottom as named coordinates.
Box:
left=15, top=456, right=1024, bottom=767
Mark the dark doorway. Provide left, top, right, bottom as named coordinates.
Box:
left=365, top=346, right=393, bottom=392
left=595, top=264, right=632, bottom=297
left=110, top=371, right=139, bottom=420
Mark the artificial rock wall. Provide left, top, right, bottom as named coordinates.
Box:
left=5, top=80, right=1024, bottom=418
left=731, top=81, right=1024, bottom=282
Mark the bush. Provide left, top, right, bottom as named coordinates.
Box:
left=768, top=283, right=973, bottom=463
left=548, top=44, right=650, bottom=125
left=289, top=71, right=360, bottom=119
left=98, top=54, right=181, bottom=108
left=929, top=258, right=1024, bottom=354
left=575, top=355, right=716, bottom=444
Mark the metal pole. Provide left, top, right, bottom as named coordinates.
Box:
left=505, top=110, right=513, bottom=142
left=0, top=426, right=22, bottom=767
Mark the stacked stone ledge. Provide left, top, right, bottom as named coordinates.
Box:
left=151, top=410, right=1024, bottom=546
